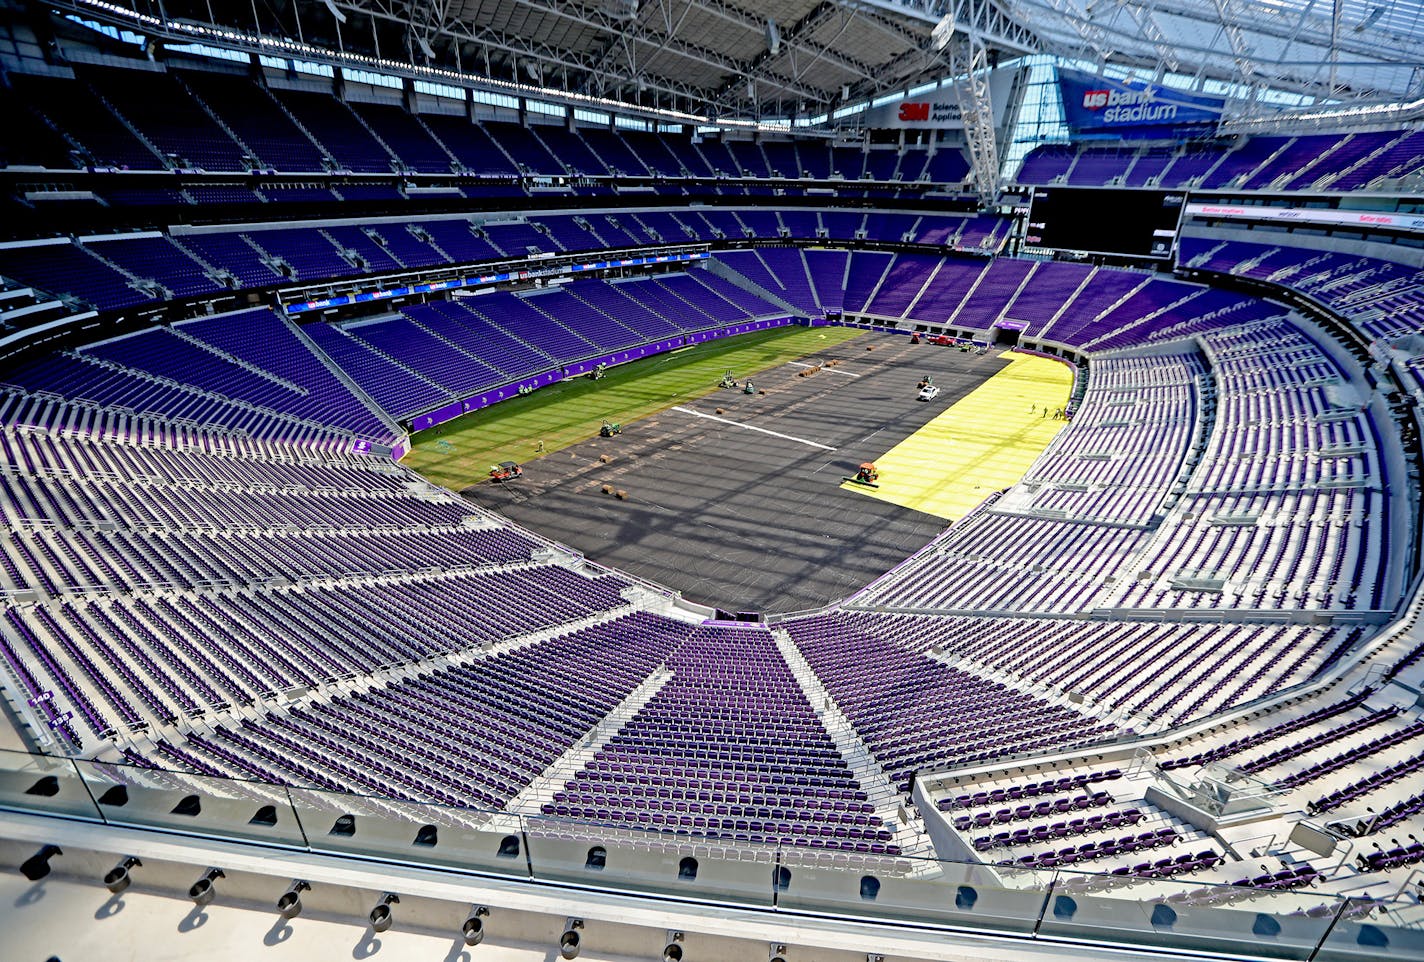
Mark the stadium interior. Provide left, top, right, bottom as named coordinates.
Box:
left=3, top=0, right=1424, bottom=958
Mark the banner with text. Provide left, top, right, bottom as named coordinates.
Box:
left=863, top=69, right=1014, bottom=130
left=1185, top=203, right=1424, bottom=234
left=1058, top=69, right=1224, bottom=139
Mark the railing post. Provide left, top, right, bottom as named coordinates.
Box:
left=1031, top=870, right=1059, bottom=937
left=65, top=755, right=105, bottom=823
left=519, top=814, right=535, bottom=881
left=283, top=784, right=310, bottom=850
left=773, top=845, right=784, bottom=909
left=1305, top=896, right=1353, bottom=962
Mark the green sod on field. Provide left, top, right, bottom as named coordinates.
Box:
left=404, top=325, right=865, bottom=490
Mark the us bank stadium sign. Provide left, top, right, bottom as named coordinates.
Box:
left=1058, top=69, right=1224, bottom=138
left=1081, top=87, right=1178, bottom=125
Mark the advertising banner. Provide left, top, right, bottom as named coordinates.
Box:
left=283, top=252, right=708, bottom=314
left=863, top=69, right=1014, bottom=130
left=1058, top=68, right=1224, bottom=139
left=1185, top=203, right=1424, bottom=234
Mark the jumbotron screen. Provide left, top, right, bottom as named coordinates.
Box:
left=1024, top=187, right=1186, bottom=260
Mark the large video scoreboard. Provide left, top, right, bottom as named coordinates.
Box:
left=1024, top=187, right=1186, bottom=260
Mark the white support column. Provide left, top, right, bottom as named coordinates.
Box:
left=944, top=4, right=1001, bottom=207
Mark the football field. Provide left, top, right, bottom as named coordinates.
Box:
left=403, top=325, right=865, bottom=490
left=404, top=328, right=1073, bottom=612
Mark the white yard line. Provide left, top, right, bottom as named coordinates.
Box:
left=787, top=360, right=861, bottom=378
left=669, top=406, right=837, bottom=451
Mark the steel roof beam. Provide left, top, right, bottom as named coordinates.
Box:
left=676, top=0, right=888, bottom=84
left=710, top=2, right=879, bottom=110
left=332, top=0, right=713, bottom=104
left=1114, top=0, right=1180, bottom=76
left=335, top=0, right=829, bottom=105
left=1013, top=1, right=1414, bottom=98
left=1016, top=0, right=1424, bottom=68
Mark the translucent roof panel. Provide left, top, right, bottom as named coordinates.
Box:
left=1007, top=0, right=1424, bottom=107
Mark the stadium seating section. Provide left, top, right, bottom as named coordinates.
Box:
left=1016, top=130, right=1424, bottom=190
left=1, top=61, right=1421, bottom=903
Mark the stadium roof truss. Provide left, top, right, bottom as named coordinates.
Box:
left=253, top=0, right=1038, bottom=116
left=313, top=0, right=1424, bottom=118
left=51, top=0, right=1424, bottom=124
left=53, top=0, right=1424, bottom=172
left=1005, top=0, right=1424, bottom=119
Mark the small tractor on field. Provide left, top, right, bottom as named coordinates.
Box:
left=488, top=461, right=523, bottom=482
left=844, top=462, right=880, bottom=488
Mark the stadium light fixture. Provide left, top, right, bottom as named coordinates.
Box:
left=602, top=0, right=639, bottom=18
left=1356, top=6, right=1386, bottom=30
left=930, top=12, right=956, bottom=51
left=767, top=18, right=781, bottom=56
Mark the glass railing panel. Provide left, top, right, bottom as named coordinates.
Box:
left=523, top=816, right=777, bottom=906
left=1314, top=897, right=1424, bottom=962
left=777, top=850, right=1052, bottom=934
left=288, top=786, right=527, bottom=878
left=10, top=748, right=1421, bottom=962
left=1038, top=871, right=1342, bottom=960
left=72, top=758, right=306, bottom=847
left=0, top=747, right=96, bottom=820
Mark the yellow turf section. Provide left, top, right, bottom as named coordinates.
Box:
left=843, top=351, right=1073, bottom=521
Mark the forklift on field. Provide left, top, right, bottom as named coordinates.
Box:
left=719, top=369, right=737, bottom=389
left=587, top=363, right=607, bottom=380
